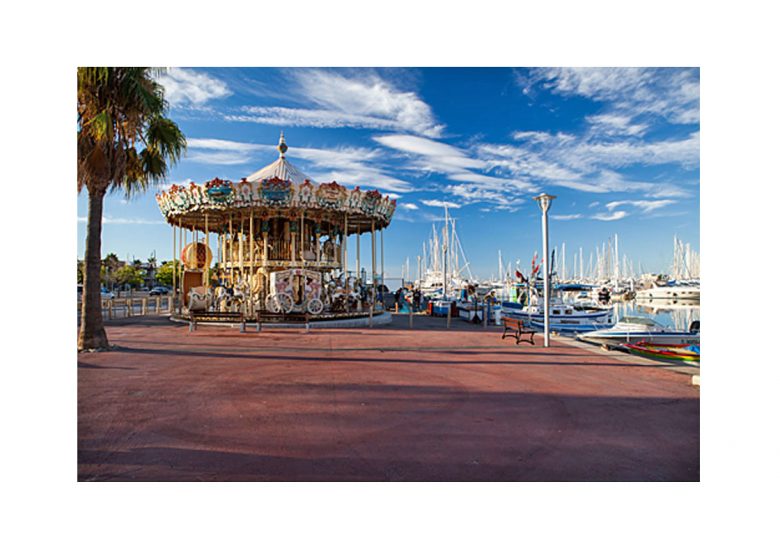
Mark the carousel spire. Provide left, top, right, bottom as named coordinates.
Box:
left=278, top=131, right=288, bottom=158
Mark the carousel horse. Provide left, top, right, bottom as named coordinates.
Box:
left=188, top=287, right=213, bottom=313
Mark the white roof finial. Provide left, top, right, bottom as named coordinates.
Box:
left=278, top=131, right=288, bottom=158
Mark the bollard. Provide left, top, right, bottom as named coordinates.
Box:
left=240, top=320, right=246, bottom=333
left=107, top=300, right=113, bottom=320
left=369, top=304, right=373, bottom=328
left=127, top=299, right=133, bottom=317
left=447, top=305, right=452, bottom=329
left=156, top=296, right=162, bottom=315
left=141, top=298, right=147, bottom=316
left=483, top=303, right=488, bottom=329
left=256, top=321, right=262, bottom=333
left=409, top=309, right=413, bottom=329
left=168, top=295, right=173, bottom=314
left=189, top=320, right=195, bottom=332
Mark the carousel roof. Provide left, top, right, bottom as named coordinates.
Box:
left=155, top=132, right=397, bottom=233
left=246, top=132, right=313, bottom=184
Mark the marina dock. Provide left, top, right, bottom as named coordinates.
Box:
left=78, top=315, right=699, bottom=481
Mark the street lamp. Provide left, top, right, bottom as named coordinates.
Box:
left=533, top=193, right=557, bottom=347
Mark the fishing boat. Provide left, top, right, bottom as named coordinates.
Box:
left=577, top=316, right=700, bottom=347
left=622, top=342, right=700, bottom=365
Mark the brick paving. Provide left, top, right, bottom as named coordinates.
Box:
left=78, top=315, right=699, bottom=481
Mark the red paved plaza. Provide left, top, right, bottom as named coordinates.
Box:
left=77, top=315, right=699, bottom=481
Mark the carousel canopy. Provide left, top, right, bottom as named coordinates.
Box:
left=246, top=132, right=312, bottom=184
left=156, top=133, right=396, bottom=233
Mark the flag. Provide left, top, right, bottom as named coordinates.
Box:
left=515, top=269, right=526, bottom=283
left=550, top=249, right=556, bottom=275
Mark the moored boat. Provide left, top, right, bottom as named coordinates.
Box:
left=502, top=297, right=614, bottom=333
left=622, top=341, right=700, bottom=364
left=577, top=316, right=700, bottom=347
left=635, top=284, right=700, bottom=301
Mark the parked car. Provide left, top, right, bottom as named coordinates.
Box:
left=149, top=286, right=170, bottom=296
left=100, top=287, right=115, bottom=299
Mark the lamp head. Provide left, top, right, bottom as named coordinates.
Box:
left=533, top=193, right=557, bottom=212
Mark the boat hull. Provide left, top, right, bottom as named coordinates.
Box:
left=578, top=331, right=700, bottom=347
left=623, top=342, right=700, bottom=364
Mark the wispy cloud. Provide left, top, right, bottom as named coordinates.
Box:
left=400, top=202, right=419, bottom=210
left=78, top=216, right=165, bottom=225
left=591, top=210, right=629, bottom=221
left=374, top=134, right=533, bottom=209
left=523, top=67, right=700, bottom=125
left=605, top=199, right=676, bottom=213
left=158, top=68, right=231, bottom=107
left=552, top=213, right=583, bottom=221
left=227, top=69, right=444, bottom=138
left=180, top=137, right=413, bottom=192
left=421, top=199, right=462, bottom=209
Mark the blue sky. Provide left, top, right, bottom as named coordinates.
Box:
left=77, top=67, right=699, bottom=278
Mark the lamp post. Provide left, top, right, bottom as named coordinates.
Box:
left=533, top=193, right=556, bottom=347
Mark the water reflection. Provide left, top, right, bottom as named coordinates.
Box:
left=614, top=300, right=700, bottom=331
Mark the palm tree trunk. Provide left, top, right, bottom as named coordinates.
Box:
left=78, top=189, right=110, bottom=350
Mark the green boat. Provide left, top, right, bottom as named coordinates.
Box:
left=622, top=342, right=700, bottom=364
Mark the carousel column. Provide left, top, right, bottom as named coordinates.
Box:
left=249, top=211, right=254, bottom=313
left=371, top=220, right=376, bottom=286
left=356, top=226, right=361, bottom=282
left=205, top=214, right=210, bottom=288
left=316, top=222, right=321, bottom=262
left=239, top=214, right=245, bottom=288
left=263, top=222, right=269, bottom=264
left=288, top=220, right=295, bottom=264
left=343, top=214, right=348, bottom=277
left=228, top=214, right=234, bottom=284
left=178, top=219, right=183, bottom=313
left=300, top=211, right=305, bottom=263
left=172, top=222, right=176, bottom=314
left=371, top=220, right=377, bottom=310
left=381, top=228, right=385, bottom=288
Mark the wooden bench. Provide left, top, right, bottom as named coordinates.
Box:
left=189, top=311, right=246, bottom=332
left=501, top=316, right=535, bottom=345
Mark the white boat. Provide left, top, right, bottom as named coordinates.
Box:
left=635, top=284, right=700, bottom=301
left=576, top=316, right=700, bottom=347
left=502, top=297, right=614, bottom=332
left=456, top=300, right=502, bottom=323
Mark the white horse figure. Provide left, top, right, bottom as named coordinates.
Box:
left=188, top=287, right=212, bottom=313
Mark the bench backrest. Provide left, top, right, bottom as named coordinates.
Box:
left=501, top=316, right=522, bottom=327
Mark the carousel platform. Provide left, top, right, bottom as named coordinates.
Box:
left=171, top=309, right=391, bottom=329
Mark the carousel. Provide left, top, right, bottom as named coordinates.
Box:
left=156, top=133, right=396, bottom=324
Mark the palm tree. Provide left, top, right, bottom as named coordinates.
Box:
left=78, top=68, right=186, bottom=350
left=102, top=252, right=120, bottom=290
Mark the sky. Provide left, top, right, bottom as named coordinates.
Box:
left=77, top=67, right=700, bottom=279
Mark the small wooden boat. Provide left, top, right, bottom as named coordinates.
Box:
left=622, top=342, right=700, bottom=364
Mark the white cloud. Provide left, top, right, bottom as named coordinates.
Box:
left=605, top=199, right=676, bottom=213
left=585, top=113, right=648, bottom=137
left=180, top=137, right=413, bottom=193
left=400, top=202, right=419, bottom=210
left=524, top=67, right=700, bottom=125
left=228, top=69, right=443, bottom=138
left=78, top=215, right=165, bottom=225
left=158, top=68, right=231, bottom=107
left=591, top=210, right=629, bottom=221
left=421, top=199, right=462, bottom=209
left=551, top=213, right=583, bottom=221
left=374, top=134, right=534, bottom=209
